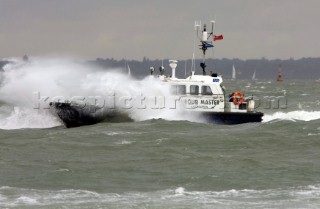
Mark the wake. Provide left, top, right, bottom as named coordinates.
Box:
left=263, top=110, right=320, bottom=122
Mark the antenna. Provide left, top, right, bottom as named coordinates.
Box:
left=192, top=21, right=201, bottom=75
left=195, top=20, right=201, bottom=40
left=195, top=20, right=201, bottom=31
left=210, top=20, right=215, bottom=34
left=209, top=16, right=217, bottom=58
left=191, top=53, right=195, bottom=74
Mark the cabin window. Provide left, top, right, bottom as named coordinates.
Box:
left=201, top=86, right=213, bottom=95
left=170, top=85, right=186, bottom=95
left=190, top=85, right=199, bottom=95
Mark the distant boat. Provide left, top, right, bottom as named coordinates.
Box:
left=252, top=71, right=256, bottom=81
left=277, top=64, right=283, bottom=81
left=232, top=65, right=236, bottom=80
left=125, top=59, right=131, bottom=77
left=127, top=64, right=131, bottom=77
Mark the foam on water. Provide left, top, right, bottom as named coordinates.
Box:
left=1, top=185, right=320, bottom=208
left=115, top=140, right=135, bottom=145
left=0, top=106, right=61, bottom=130
left=263, top=110, right=320, bottom=122
left=15, top=196, right=38, bottom=205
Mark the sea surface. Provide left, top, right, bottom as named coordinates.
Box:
left=1, top=60, right=320, bottom=208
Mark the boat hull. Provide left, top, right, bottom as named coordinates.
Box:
left=202, top=111, right=264, bottom=124
left=50, top=102, right=264, bottom=128
left=49, top=102, right=131, bottom=128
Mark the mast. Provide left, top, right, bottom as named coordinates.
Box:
left=200, top=24, right=208, bottom=75
left=192, top=19, right=223, bottom=76
left=195, top=20, right=216, bottom=76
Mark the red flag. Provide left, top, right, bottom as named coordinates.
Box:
left=214, top=35, right=223, bottom=41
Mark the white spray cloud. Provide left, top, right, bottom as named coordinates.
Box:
left=0, top=57, right=203, bottom=129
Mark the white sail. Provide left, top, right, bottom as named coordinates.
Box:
left=252, top=71, right=256, bottom=80
left=232, top=65, right=236, bottom=80
left=127, top=64, right=131, bottom=77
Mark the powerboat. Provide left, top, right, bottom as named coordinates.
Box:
left=50, top=20, right=263, bottom=127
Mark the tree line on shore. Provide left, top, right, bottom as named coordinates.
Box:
left=91, top=57, right=320, bottom=80
left=1, top=57, right=320, bottom=80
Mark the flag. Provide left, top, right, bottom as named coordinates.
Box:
left=214, top=35, right=223, bottom=41
left=203, top=42, right=213, bottom=48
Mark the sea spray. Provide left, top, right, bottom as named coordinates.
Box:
left=0, top=57, right=203, bottom=129
left=0, top=107, right=61, bottom=130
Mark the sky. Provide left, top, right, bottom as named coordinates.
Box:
left=0, top=0, right=319, bottom=60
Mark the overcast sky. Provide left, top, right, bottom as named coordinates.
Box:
left=0, top=0, right=319, bottom=60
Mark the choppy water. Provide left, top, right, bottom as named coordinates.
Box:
left=1, top=59, right=320, bottom=208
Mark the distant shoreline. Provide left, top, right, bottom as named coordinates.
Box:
left=1, top=57, right=320, bottom=80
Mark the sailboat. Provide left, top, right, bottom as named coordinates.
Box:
left=127, top=64, right=131, bottom=77
left=231, top=65, right=236, bottom=80
left=125, top=59, right=131, bottom=77
left=252, top=71, right=256, bottom=81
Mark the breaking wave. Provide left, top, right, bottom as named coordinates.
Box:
left=263, top=110, right=320, bottom=122
left=1, top=185, right=320, bottom=208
